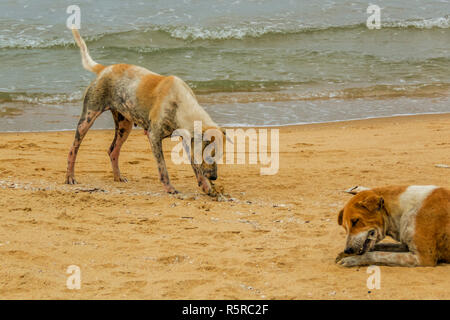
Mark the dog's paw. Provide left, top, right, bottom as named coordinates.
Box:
left=207, top=189, right=219, bottom=198
left=206, top=182, right=227, bottom=199
left=335, top=251, right=352, bottom=263
left=200, top=182, right=213, bottom=195
left=336, top=255, right=362, bottom=267
left=164, top=185, right=179, bottom=194
left=114, top=176, right=128, bottom=183
left=65, top=176, right=78, bottom=185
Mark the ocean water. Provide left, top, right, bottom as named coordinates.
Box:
left=0, top=0, right=449, bottom=131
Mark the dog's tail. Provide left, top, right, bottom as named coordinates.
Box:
left=72, top=29, right=105, bottom=74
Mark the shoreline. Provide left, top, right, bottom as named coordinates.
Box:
left=0, top=112, right=449, bottom=299
left=0, top=111, right=449, bottom=133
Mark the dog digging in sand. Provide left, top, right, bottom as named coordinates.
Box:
left=66, top=29, right=225, bottom=197
left=336, top=185, right=450, bottom=267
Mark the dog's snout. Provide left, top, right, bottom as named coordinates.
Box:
left=203, top=169, right=217, bottom=181
left=344, top=247, right=354, bottom=254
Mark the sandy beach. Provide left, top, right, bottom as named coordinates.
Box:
left=0, top=113, right=448, bottom=299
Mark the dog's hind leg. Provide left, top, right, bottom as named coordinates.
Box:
left=65, top=106, right=103, bottom=185
left=108, top=110, right=133, bottom=182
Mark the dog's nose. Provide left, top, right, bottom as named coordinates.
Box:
left=209, top=174, right=217, bottom=181
left=344, top=247, right=354, bottom=254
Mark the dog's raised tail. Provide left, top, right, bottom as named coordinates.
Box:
left=72, top=29, right=105, bottom=74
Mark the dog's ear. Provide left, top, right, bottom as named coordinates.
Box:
left=357, top=195, right=384, bottom=212
left=344, top=186, right=371, bottom=195
left=338, top=209, right=344, bottom=226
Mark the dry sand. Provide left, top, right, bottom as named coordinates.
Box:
left=0, top=113, right=449, bottom=299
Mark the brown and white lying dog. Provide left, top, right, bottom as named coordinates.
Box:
left=66, top=29, right=225, bottom=196
left=336, top=185, right=450, bottom=267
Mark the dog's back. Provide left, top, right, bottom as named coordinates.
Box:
left=414, top=187, right=450, bottom=263
left=83, top=63, right=165, bottom=130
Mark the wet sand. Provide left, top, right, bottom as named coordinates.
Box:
left=0, top=113, right=449, bottom=299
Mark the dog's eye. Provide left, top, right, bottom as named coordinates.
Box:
left=351, top=219, right=359, bottom=227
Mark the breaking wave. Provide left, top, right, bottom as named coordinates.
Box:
left=1, top=15, right=448, bottom=49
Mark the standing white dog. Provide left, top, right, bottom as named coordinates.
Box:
left=66, top=29, right=225, bottom=197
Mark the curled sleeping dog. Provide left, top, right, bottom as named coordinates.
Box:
left=66, top=29, right=225, bottom=197
left=336, top=185, right=450, bottom=267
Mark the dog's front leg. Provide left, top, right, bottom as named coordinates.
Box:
left=373, top=243, right=409, bottom=252
left=336, top=251, right=419, bottom=267
left=147, top=132, right=178, bottom=194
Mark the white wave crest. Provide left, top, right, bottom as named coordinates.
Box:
left=1, top=15, right=448, bottom=48
left=161, top=23, right=295, bottom=40
left=9, top=92, right=83, bottom=104
left=384, top=16, right=450, bottom=29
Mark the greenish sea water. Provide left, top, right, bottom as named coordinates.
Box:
left=0, top=0, right=449, bottom=131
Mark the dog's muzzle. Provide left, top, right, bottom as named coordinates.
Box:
left=205, top=172, right=217, bottom=180
left=345, top=229, right=377, bottom=255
